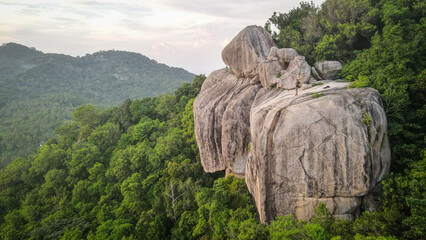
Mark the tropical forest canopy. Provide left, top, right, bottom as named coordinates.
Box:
left=0, top=0, right=424, bottom=239
left=0, top=43, right=194, bottom=168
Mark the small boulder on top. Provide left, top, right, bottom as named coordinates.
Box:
left=277, top=48, right=299, bottom=64
left=314, top=61, right=342, bottom=80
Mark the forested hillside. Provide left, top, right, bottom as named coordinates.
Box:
left=0, top=73, right=421, bottom=240
left=0, top=0, right=424, bottom=239
left=0, top=74, right=401, bottom=240
left=0, top=43, right=194, bottom=168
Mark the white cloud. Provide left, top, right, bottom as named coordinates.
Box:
left=0, top=0, right=324, bottom=74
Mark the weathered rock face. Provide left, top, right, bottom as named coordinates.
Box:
left=246, top=82, right=390, bottom=222
left=194, top=68, right=261, bottom=174
left=194, top=25, right=391, bottom=223
left=267, top=46, right=279, bottom=61
left=222, top=25, right=275, bottom=78
left=258, top=60, right=282, bottom=88
left=311, top=66, right=322, bottom=80
left=277, top=48, right=299, bottom=64
left=315, top=61, right=343, bottom=80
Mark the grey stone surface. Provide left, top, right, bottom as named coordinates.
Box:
left=315, top=61, right=343, bottom=80
left=311, top=66, right=323, bottom=80
left=277, top=56, right=311, bottom=89
left=267, top=46, right=279, bottom=61
left=258, top=60, right=283, bottom=88
left=249, top=75, right=260, bottom=85
left=301, top=83, right=312, bottom=90
left=308, top=77, right=317, bottom=84
left=222, top=25, right=275, bottom=78
left=277, top=48, right=299, bottom=64
left=246, top=84, right=390, bottom=222
left=194, top=25, right=391, bottom=224
left=194, top=68, right=261, bottom=174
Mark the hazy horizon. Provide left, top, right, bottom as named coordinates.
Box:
left=0, top=0, right=324, bottom=75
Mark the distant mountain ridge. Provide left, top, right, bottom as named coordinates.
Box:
left=0, top=42, right=195, bottom=168
left=0, top=42, right=194, bottom=106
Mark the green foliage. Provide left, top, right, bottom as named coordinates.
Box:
left=304, top=223, right=332, bottom=240
left=133, top=117, right=160, bottom=142
left=362, top=112, right=372, bottom=128
left=349, top=75, right=370, bottom=88
left=0, top=43, right=194, bottom=168
left=60, top=228, right=83, bottom=240
left=312, top=82, right=324, bottom=86
left=311, top=203, right=335, bottom=232
left=269, top=3, right=425, bottom=238
left=266, top=203, right=406, bottom=240
left=0, top=75, right=206, bottom=239
left=237, top=218, right=268, bottom=240
left=313, top=92, right=325, bottom=98
left=191, top=176, right=262, bottom=239
left=0, top=74, right=283, bottom=239
left=381, top=155, right=426, bottom=239
left=0, top=0, right=424, bottom=239
left=315, top=34, right=340, bottom=60
left=353, top=234, right=398, bottom=240
left=267, top=0, right=378, bottom=63
left=269, top=215, right=306, bottom=240
left=341, top=0, right=425, bottom=172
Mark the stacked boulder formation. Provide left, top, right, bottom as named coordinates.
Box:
left=193, top=25, right=391, bottom=223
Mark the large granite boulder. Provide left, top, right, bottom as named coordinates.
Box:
left=194, top=68, right=261, bottom=174
left=245, top=82, right=390, bottom=223
left=315, top=61, right=343, bottom=80
left=222, top=25, right=275, bottom=78
left=194, top=25, right=391, bottom=223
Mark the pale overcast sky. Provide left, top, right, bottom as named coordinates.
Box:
left=0, top=0, right=323, bottom=74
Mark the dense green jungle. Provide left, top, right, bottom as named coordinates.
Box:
left=0, top=43, right=194, bottom=168
left=0, top=0, right=424, bottom=239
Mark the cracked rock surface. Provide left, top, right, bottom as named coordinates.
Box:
left=194, top=68, right=261, bottom=173
left=194, top=25, right=391, bottom=223
left=246, top=84, right=390, bottom=222
left=222, top=25, right=275, bottom=78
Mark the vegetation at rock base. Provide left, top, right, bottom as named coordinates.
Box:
left=0, top=43, right=194, bottom=168
left=0, top=0, right=424, bottom=239
left=0, top=73, right=410, bottom=240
